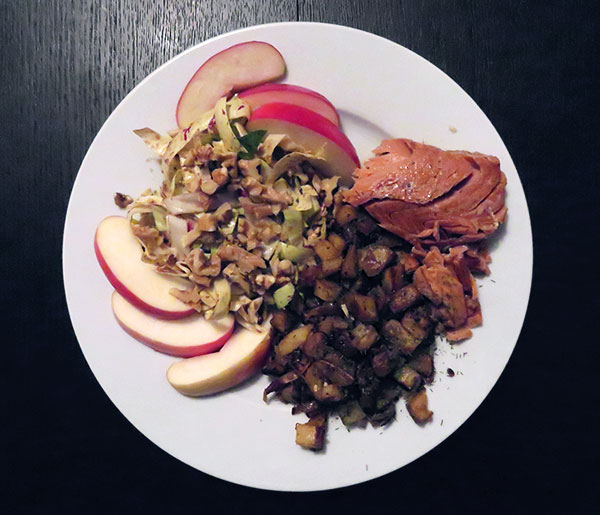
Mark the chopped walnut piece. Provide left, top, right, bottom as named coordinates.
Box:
left=114, top=192, right=133, bottom=208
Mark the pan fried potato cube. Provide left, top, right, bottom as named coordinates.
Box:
left=346, top=293, right=378, bottom=322
left=407, top=389, right=433, bottom=424
left=276, top=325, right=313, bottom=356
left=328, top=233, right=346, bottom=253
left=358, top=245, right=394, bottom=277
left=394, top=365, right=422, bottom=391
left=334, top=204, right=357, bottom=226
left=338, top=401, right=366, bottom=427
left=314, top=279, right=342, bottom=302
left=350, top=323, right=379, bottom=351
left=314, top=240, right=340, bottom=261
left=321, top=257, right=343, bottom=276
left=302, top=331, right=327, bottom=359
left=295, top=415, right=327, bottom=450
left=408, top=353, right=434, bottom=379
left=341, top=244, right=358, bottom=278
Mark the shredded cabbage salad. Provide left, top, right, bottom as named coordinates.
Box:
left=127, top=95, right=341, bottom=331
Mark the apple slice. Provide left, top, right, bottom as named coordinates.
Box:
left=167, top=326, right=272, bottom=396
left=112, top=291, right=234, bottom=357
left=95, top=216, right=195, bottom=319
left=176, top=41, right=286, bottom=128
left=238, top=83, right=340, bottom=126
left=247, top=103, right=360, bottom=186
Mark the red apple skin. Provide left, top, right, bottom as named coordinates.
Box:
left=176, top=41, right=286, bottom=128
left=112, top=292, right=235, bottom=357
left=248, top=102, right=359, bottom=166
left=94, top=218, right=195, bottom=320
left=238, top=83, right=340, bottom=126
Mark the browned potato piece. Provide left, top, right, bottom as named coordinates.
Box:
left=302, top=331, right=327, bottom=359
left=276, top=325, right=313, bottom=356
left=394, top=365, right=422, bottom=390
left=390, top=284, right=422, bottom=313
left=314, top=240, right=340, bottom=261
left=350, top=323, right=379, bottom=351
left=408, top=353, right=434, bottom=379
left=346, top=293, right=378, bottom=322
left=338, top=400, right=366, bottom=427
left=358, top=245, right=394, bottom=277
left=335, top=204, right=357, bottom=226
left=382, top=320, right=420, bottom=355
left=304, top=363, right=344, bottom=402
left=299, top=264, right=321, bottom=286
left=321, top=257, right=343, bottom=277
left=406, top=389, right=433, bottom=424
left=295, top=415, right=327, bottom=450
left=271, top=311, right=290, bottom=333
left=382, top=264, right=406, bottom=293
left=401, top=307, right=431, bottom=341
left=371, top=349, right=391, bottom=377
left=341, top=245, right=358, bottom=279
left=314, top=279, right=342, bottom=302
left=328, top=233, right=346, bottom=253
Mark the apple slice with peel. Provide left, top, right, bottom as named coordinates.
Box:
left=95, top=216, right=195, bottom=319
left=176, top=41, right=286, bottom=128
left=247, top=103, right=360, bottom=186
left=238, top=83, right=340, bottom=126
left=167, top=326, right=272, bottom=396
left=112, top=291, right=234, bottom=357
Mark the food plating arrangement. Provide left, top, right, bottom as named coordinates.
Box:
left=93, top=41, right=508, bottom=451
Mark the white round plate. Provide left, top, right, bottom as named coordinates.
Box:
left=63, top=22, right=532, bottom=491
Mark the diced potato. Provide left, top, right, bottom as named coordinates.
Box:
left=358, top=245, right=394, bottom=277
left=304, top=364, right=344, bottom=402
left=346, top=293, right=378, bottom=322
left=390, top=284, right=421, bottom=313
left=382, top=264, right=406, bottom=293
left=341, top=245, right=358, bottom=279
left=276, top=325, right=313, bottom=356
left=335, top=204, right=357, bottom=226
left=408, top=353, right=434, bottom=379
left=350, top=323, right=379, bottom=351
left=302, top=331, right=327, bottom=359
left=295, top=416, right=326, bottom=450
left=321, top=257, right=343, bottom=277
left=338, top=400, right=366, bottom=427
left=401, top=307, right=431, bottom=341
left=394, top=365, right=422, bottom=391
left=271, top=311, right=290, bottom=333
left=314, top=240, right=340, bottom=261
left=382, top=319, right=421, bottom=355
left=371, top=350, right=391, bottom=377
left=314, top=279, right=342, bottom=302
left=328, top=233, right=346, bottom=253
left=406, top=389, right=433, bottom=424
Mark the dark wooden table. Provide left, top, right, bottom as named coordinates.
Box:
left=3, top=1, right=597, bottom=512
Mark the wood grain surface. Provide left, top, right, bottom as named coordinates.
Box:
left=2, top=1, right=597, bottom=512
